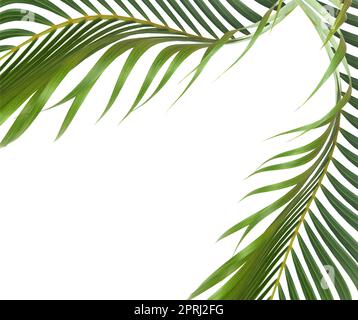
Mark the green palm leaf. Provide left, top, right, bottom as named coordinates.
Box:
left=191, top=0, right=358, bottom=300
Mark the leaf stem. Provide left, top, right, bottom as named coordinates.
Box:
left=0, top=14, right=213, bottom=61
left=269, top=115, right=341, bottom=300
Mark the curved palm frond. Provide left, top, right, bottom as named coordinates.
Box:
left=0, top=0, right=291, bottom=144
left=0, top=1, right=357, bottom=300
left=191, top=0, right=358, bottom=300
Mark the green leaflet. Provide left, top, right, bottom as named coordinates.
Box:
left=322, top=0, right=352, bottom=46
left=243, top=174, right=307, bottom=199
left=340, top=129, right=358, bottom=149
left=298, top=235, right=334, bottom=300
left=97, top=0, right=117, bottom=15
left=128, top=0, right=150, bottom=20
left=194, top=0, right=229, bottom=34
left=276, top=89, right=352, bottom=137
left=121, top=44, right=198, bottom=119
left=1, top=68, right=70, bottom=146
left=292, top=250, right=317, bottom=300
left=343, top=111, right=358, bottom=129
left=0, top=45, right=14, bottom=52
left=278, top=285, right=286, bottom=300
left=80, top=0, right=100, bottom=14
left=342, top=74, right=358, bottom=90
left=228, top=0, right=262, bottom=22
left=61, top=0, right=88, bottom=16
left=166, top=0, right=201, bottom=35
left=208, top=0, right=249, bottom=33
left=103, top=39, right=200, bottom=121
left=348, top=95, right=358, bottom=110
left=0, top=0, right=70, bottom=19
left=315, top=198, right=358, bottom=260
left=327, top=173, right=358, bottom=210
left=333, top=158, right=358, bottom=188
left=304, top=221, right=352, bottom=300
left=142, top=0, right=167, bottom=26
left=0, top=8, right=53, bottom=25
left=346, top=53, right=358, bottom=69
left=173, top=30, right=237, bottom=105
left=304, top=36, right=346, bottom=104
left=0, top=28, right=34, bottom=40
left=337, top=143, right=358, bottom=167
left=285, top=267, right=300, bottom=300
left=252, top=148, right=322, bottom=175
left=125, top=44, right=207, bottom=118
left=321, top=185, right=358, bottom=231
left=57, top=37, right=188, bottom=138
left=189, top=235, right=264, bottom=299
left=179, top=0, right=218, bottom=39
left=155, top=0, right=185, bottom=32
left=219, top=186, right=301, bottom=240
left=138, top=46, right=204, bottom=108
left=260, top=126, right=332, bottom=165
left=111, top=1, right=131, bottom=16
left=310, top=213, right=358, bottom=288
left=222, top=6, right=274, bottom=75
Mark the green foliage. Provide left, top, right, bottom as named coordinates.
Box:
left=0, top=0, right=356, bottom=300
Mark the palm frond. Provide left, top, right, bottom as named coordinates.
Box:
left=191, top=0, right=358, bottom=300
left=0, top=1, right=357, bottom=300
left=0, top=0, right=293, bottom=145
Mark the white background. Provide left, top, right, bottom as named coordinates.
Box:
left=0, top=6, right=352, bottom=299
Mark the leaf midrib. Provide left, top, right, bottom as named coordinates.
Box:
left=0, top=13, right=214, bottom=62
left=269, top=115, right=342, bottom=300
